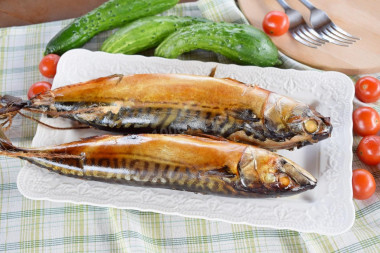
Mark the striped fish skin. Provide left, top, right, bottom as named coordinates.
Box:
left=0, top=134, right=316, bottom=198
left=27, top=74, right=331, bottom=150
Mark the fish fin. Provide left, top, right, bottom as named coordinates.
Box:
left=203, top=166, right=236, bottom=178
left=197, top=134, right=229, bottom=142
left=77, top=74, right=123, bottom=87
left=0, top=127, right=83, bottom=164
left=0, top=127, right=10, bottom=143
left=209, top=66, right=217, bottom=77
left=79, top=135, right=108, bottom=142
left=0, top=95, right=27, bottom=114
left=80, top=136, right=96, bottom=141
left=223, top=77, right=237, bottom=81
left=99, top=74, right=123, bottom=84
left=221, top=77, right=256, bottom=88
left=229, top=109, right=260, bottom=122
left=0, top=127, right=19, bottom=152
left=185, top=129, right=229, bottom=142
left=222, top=77, right=247, bottom=84
left=1, top=95, right=24, bottom=104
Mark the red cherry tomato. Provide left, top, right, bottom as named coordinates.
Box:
left=355, top=76, right=380, bottom=103
left=27, top=81, right=52, bottom=99
left=357, top=135, right=380, bottom=165
left=262, top=11, right=290, bottom=36
left=39, top=54, right=60, bottom=78
left=353, top=107, right=380, bottom=136
left=352, top=169, right=376, bottom=200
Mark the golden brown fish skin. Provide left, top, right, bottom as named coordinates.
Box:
left=0, top=134, right=316, bottom=198
left=3, top=74, right=332, bottom=150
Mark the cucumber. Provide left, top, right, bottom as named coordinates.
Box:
left=44, top=0, right=179, bottom=55
left=155, top=22, right=281, bottom=67
left=101, top=16, right=210, bottom=54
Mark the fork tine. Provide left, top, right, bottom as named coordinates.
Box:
left=322, top=28, right=353, bottom=44
left=295, top=29, right=322, bottom=46
left=331, top=23, right=360, bottom=40
left=291, top=31, right=317, bottom=48
left=305, top=26, right=329, bottom=43
left=319, top=31, right=349, bottom=46
left=326, top=26, right=356, bottom=42
left=301, top=26, right=326, bottom=44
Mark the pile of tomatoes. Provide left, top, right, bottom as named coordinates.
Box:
left=352, top=76, right=380, bottom=200
left=28, top=54, right=60, bottom=99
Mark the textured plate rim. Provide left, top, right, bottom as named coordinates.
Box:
left=17, top=49, right=355, bottom=235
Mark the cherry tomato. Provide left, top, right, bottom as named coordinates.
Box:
left=355, top=76, right=380, bottom=103
left=352, top=169, right=376, bottom=200
left=353, top=107, right=380, bottom=136
left=262, top=11, right=289, bottom=36
left=27, top=81, right=52, bottom=99
left=357, top=135, right=380, bottom=165
left=39, top=54, right=60, bottom=78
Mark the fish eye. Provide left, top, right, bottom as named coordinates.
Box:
left=279, top=174, right=291, bottom=188
left=303, top=119, right=319, bottom=134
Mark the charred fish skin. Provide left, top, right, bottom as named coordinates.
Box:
left=66, top=104, right=247, bottom=137
left=0, top=134, right=317, bottom=198
left=5, top=73, right=332, bottom=150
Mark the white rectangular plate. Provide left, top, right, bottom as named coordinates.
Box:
left=17, top=49, right=355, bottom=235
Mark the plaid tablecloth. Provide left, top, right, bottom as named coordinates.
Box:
left=1, top=0, right=379, bottom=252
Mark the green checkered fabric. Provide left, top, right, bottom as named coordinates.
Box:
left=0, top=0, right=379, bottom=252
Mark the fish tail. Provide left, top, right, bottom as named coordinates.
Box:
left=0, top=127, right=22, bottom=157
left=0, top=95, right=27, bottom=114
left=0, top=126, right=14, bottom=148
left=0, top=128, right=84, bottom=179
left=0, top=95, right=28, bottom=131
left=0, top=127, right=81, bottom=162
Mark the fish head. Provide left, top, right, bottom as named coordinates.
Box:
left=286, top=105, right=332, bottom=145
left=264, top=94, right=332, bottom=147
left=238, top=147, right=317, bottom=195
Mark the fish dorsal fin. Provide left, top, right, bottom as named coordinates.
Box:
left=208, top=66, right=217, bottom=77
left=222, top=77, right=247, bottom=85
left=223, top=77, right=238, bottom=82
left=198, top=134, right=229, bottom=142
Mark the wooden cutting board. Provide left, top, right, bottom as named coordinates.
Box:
left=237, top=0, right=380, bottom=75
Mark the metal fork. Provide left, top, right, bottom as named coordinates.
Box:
left=277, top=0, right=327, bottom=48
left=299, top=0, right=360, bottom=46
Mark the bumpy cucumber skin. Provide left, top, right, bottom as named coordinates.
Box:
left=155, top=22, right=281, bottom=67
left=44, top=0, right=179, bottom=55
left=101, top=16, right=210, bottom=54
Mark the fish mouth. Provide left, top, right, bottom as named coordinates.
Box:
left=313, top=116, right=333, bottom=142
left=296, top=117, right=332, bottom=149
left=282, top=159, right=317, bottom=191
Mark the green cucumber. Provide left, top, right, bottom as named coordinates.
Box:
left=101, top=16, right=210, bottom=54
left=44, top=0, right=179, bottom=55
left=155, top=22, right=281, bottom=67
